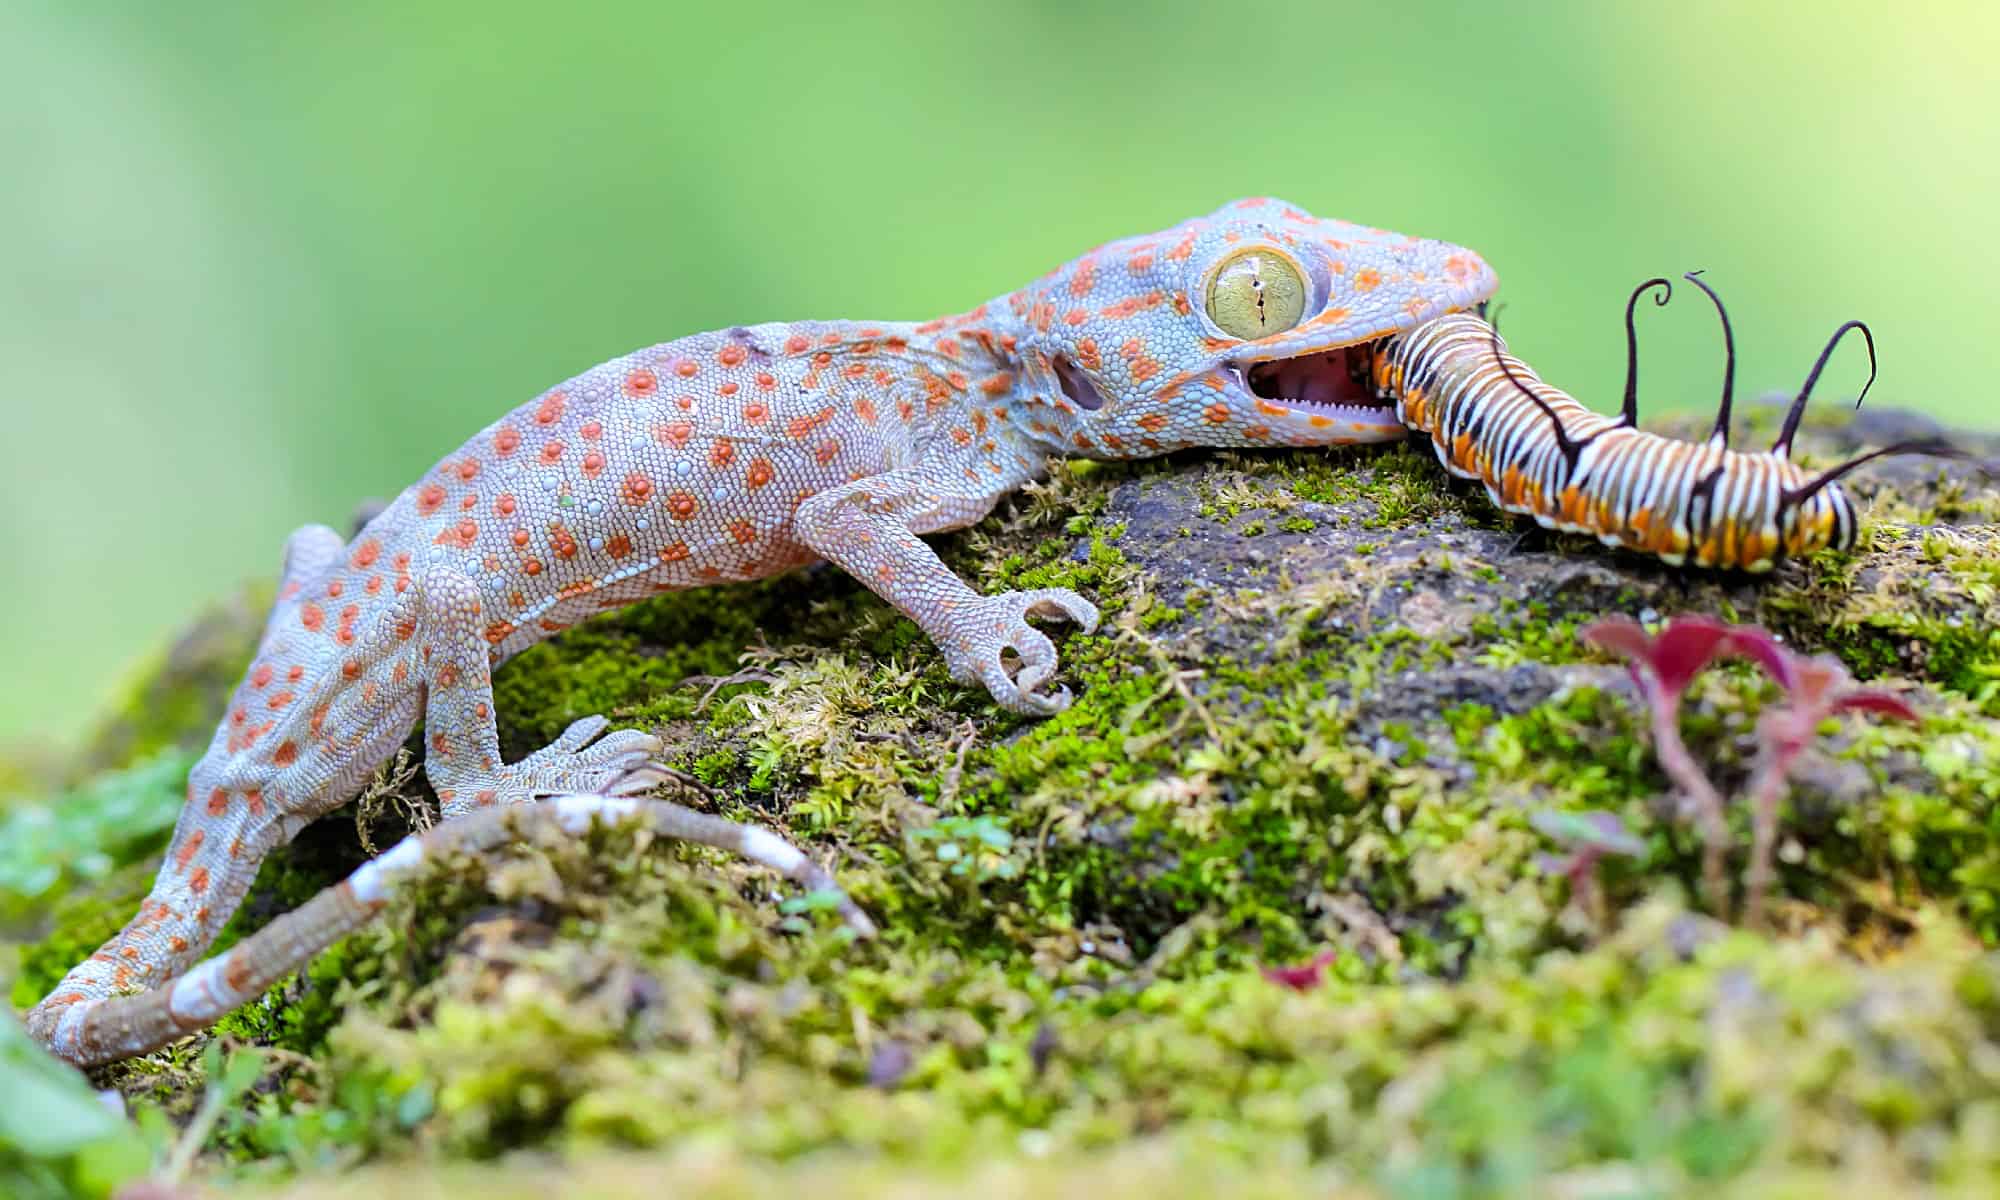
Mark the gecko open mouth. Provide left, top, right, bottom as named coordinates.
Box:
left=1238, top=341, right=1391, bottom=419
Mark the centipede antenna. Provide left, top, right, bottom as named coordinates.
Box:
left=1781, top=438, right=1968, bottom=508
left=1488, top=325, right=1585, bottom=470
left=1682, top=271, right=1738, bottom=449
left=1619, top=277, right=1673, bottom=428
left=1772, top=320, right=1877, bottom=459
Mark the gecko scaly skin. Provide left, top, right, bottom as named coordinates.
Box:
left=28, top=198, right=1497, bottom=1065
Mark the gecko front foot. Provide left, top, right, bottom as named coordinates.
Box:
left=944, top=588, right=1100, bottom=715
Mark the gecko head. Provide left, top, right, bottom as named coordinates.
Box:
left=1009, top=197, right=1499, bottom=457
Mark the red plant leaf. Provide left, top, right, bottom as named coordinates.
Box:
left=1646, top=616, right=1737, bottom=697
left=1584, top=615, right=1740, bottom=702
left=1581, top=616, right=1653, bottom=661
left=1261, top=950, right=1338, bottom=992
left=1830, top=688, right=1920, bottom=723
left=1719, top=625, right=1800, bottom=693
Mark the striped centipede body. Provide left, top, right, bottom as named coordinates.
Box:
left=1367, top=275, right=1962, bottom=572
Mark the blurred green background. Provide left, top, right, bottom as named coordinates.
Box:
left=2, top=1, right=1994, bottom=750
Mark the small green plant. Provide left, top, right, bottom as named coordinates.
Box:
left=1529, top=808, right=1645, bottom=930
left=0, top=751, right=195, bottom=922
left=906, top=813, right=1018, bottom=882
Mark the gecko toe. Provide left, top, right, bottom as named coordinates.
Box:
left=547, top=715, right=614, bottom=754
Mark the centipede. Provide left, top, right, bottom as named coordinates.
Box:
left=1368, top=274, right=1967, bottom=572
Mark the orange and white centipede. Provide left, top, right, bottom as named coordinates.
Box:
left=1371, top=275, right=1960, bottom=572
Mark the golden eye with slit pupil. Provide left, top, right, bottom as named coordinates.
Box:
left=1206, top=250, right=1306, bottom=340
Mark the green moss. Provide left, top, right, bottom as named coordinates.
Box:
left=12, top=415, right=2000, bottom=1195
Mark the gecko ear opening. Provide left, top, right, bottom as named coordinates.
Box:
left=1053, top=353, right=1104, bottom=411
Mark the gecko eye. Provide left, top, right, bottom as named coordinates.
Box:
left=1205, top=249, right=1307, bottom=340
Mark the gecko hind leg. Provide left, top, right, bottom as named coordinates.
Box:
left=406, top=567, right=669, bottom=820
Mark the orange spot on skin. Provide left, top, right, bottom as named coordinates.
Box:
left=1077, top=339, right=1101, bottom=371
left=605, top=534, right=632, bottom=558
left=710, top=438, right=735, bottom=467
left=728, top=518, right=757, bottom=545
left=207, top=788, right=229, bottom=816
left=1101, top=291, right=1163, bottom=320
left=522, top=557, right=543, bottom=576
left=667, top=491, right=699, bottom=520
left=493, top=426, right=521, bottom=457
left=188, top=867, right=209, bottom=895
left=1069, top=258, right=1097, bottom=297
left=251, top=663, right=274, bottom=688
left=659, top=541, right=690, bottom=562
left=784, top=333, right=810, bottom=353
left=485, top=620, right=517, bottom=645
left=657, top=421, right=693, bottom=448
left=1137, top=413, right=1168, bottom=432
left=977, top=372, right=1012, bottom=396
left=534, top=391, right=566, bottom=425
left=456, top=458, right=480, bottom=483
left=624, top=367, right=657, bottom=396
left=539, top=440, right=565, bottom=466
left=580, top=420, right=602, bottom=441
left=300, top=603, right=324, bottom=632
left=266, top=690, right=293, bottom=710
left=1353, top=268, right=1381, bottom=292
left=815, top=440, right=839, bottom=465
left=549, top=525, right=578, bottom=559
left=755, top=371, right=776, bottom=389
left=622, top=472, right=654, bottom=505
left=416, top=484, right=447, bottom=516
left=175, top=831, right=209, bottom=868
left=495, top=494, right=517, bottom=516
left=718, top=344, right=747, bottom=368
left=581, top=450, right=605, bottom=478
left=1203, top=403, right=1231, bottom=425
left=743, top=401, right=769, bottom=425
left=746, top=458, right=775, bottom=489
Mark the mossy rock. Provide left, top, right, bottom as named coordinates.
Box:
left=9, top=406, right=2000, bottom=1198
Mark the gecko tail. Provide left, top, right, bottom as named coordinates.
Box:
left=35, top=796, right=871, bottom=1068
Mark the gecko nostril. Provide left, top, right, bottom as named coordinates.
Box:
left=1052, top=353, right=1104, bottom=411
